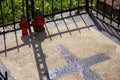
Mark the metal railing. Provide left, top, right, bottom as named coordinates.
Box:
left=0, top=0, right=86, bottom=56
left=1, top=0, right=119, bottom=34
left=0, top=0, right=86, bottom=33
left=0, top=0, right=120, bottom=79
left=0, top=0, right=120, bottom=54
left=89, top=0, right=120, bottom=31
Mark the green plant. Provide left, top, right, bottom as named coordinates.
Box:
left=0, top=0, right=25, bottom=25
left=112, top=13, right=119, bottom=21
left=89, top=0, right=97, bottom=7
left=0, top=0, right=85, bottom=25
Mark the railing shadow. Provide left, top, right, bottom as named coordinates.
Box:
left=0, top=13, right=95, bottom=80
left=45, top=13, right=94, bottom=40
left=88, top=11, right=120, bottom=45
left=21, top=35, right=50, bottom=80
left=30, top=36, right=50, bottom=80
left=45, top=25, right=94, bottom=39
left=0, top=13, right=95, bottom=54
left=97, top=1, right=119, bottom=19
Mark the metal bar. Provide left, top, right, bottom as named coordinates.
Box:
left=1, top=0, right=85, bottom=29
left=22, top=0, right=25, bottom=14
left=52, top=0, right=54, bottom=18
left=31, top=0, right=34, bottom=18
left=103, top=0, right=106, bottom=21
left=85, top=0, right=89, bottom=12
left=44, top=6, right=85, bottom=16
left=70, top=0, right=72, bottom=15
left=26, top=0, right=32, bottom=34
left=42, top=0, right=44, bottom=16
left=78, top=0, right=80, bottom=13
left=0, top=28, right=20, bottom=35
left=0, top=6, right=84, bottom=28
left=118, top=2, right=120, bottom=28
left=90, top=7, right=119, bottom=24
left=90, top=0, right=92, bottom=12
left=61, top=0, right=62, bottom=17
left=11, top=0, right=19, bottom=52
left=110, top=0, right=114, bottom=24
left=0, top=21, right=20, bottom=28
left=0, top=1, right=3, bottom=26
left=96, top=0, right=99, bottom=18
left=1, top=12, right=87, bottom=35
left=0, top=0, right=7, bottom=56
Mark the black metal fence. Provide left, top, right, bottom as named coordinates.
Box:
left=89, top=0, right=120, bottom=30
left=0, top=0, right=85, bottom=34
left=0, top=0, right=119, bottom=34
left=0, top=0, right=120, bottom=51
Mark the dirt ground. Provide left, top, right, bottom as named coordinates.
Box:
left=0, top=20, right=120, bottom=80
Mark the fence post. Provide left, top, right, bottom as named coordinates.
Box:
left=118, top=1, right=120, bottom=28
left=30, top=0, right=35, bottom=18
left=85, top=0, right=89, bottom=12
left=26, top=0, right=32, bottom=34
